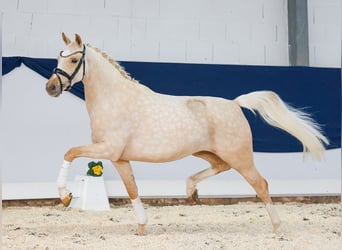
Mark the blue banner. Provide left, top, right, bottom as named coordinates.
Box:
left=3, top=57, right=340, bottom=152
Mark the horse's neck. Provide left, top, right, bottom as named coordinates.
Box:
left=84, top=50, right=124, bottom=96
left=82, top=49, right=148, bottom=118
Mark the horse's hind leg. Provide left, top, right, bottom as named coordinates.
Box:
left=234, top=162, right=281, bottom=233
left=187, top=151, right=231, bottom=203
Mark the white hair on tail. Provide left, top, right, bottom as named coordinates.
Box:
left=234, top=91, right=329, bottom=160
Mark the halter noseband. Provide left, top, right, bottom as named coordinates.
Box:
left=53, top=44, right=86, bottom=92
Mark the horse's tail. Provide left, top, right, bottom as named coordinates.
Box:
left=234, top=91, right=329, bottom=160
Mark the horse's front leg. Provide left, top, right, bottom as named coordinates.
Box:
left=112, top=160, right=147, bottom=236
left=57, top=142, right=116, bottom=207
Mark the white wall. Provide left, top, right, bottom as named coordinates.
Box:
left=2, top=67, right=340, bottom=199
left=2, top=0, right=290, bottom=65
left=3, top=1, right=340, bottom=67
left=307, top=0, right=341, bottom=67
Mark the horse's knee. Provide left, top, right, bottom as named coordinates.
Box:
left=64, top=148, right=76, bottom=162
left=121, top=174, right=139, bottom=199
left=113, top=160, right=139, bottom=199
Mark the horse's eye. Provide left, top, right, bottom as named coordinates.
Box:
left=71, top=58, right=78, bottom=64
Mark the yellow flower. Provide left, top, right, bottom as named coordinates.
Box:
left=92, top=165, right=103, bottom=176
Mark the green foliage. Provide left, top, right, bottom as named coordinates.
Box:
left=86, top=161, right=103, bottom=177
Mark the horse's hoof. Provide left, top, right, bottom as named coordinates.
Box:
left=61, top=193, right=72, bottom=207
left=137, top=224, right=145, bottom=236
left=188, top=189, right=199, bottom=204
left=273, top=223, right=281, bottom=234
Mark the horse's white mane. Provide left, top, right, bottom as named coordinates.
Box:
left=86, top=43, right=139, bottom=84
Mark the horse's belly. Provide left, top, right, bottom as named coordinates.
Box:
left=122, top=140, right=203, bottom=162
left=122, top=125, right=209, bottom=162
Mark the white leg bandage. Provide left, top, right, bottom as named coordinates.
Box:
left=56, top=160, right=71, bottom=187
left=266, top=203, right=281, bottom=228
left=131, top=197, right=147, bottom=225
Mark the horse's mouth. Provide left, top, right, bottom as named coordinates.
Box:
left=46, top=82, right=62, bottom=97
left=51, top=91, right=62, bottom=97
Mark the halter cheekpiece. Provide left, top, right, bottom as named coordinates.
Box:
left=53, top=44, right=86, bottom=93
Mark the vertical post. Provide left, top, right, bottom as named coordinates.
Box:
left=340, top=24, right=342, bottom=219
left=0, top=12, right=3, bottom=221
left=287, top=0, right=309, bottom=66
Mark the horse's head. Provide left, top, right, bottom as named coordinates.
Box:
left=46, top=33, right=86, bottom=97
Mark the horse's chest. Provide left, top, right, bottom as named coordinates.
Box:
left=89, top=112, right=131, bottom=143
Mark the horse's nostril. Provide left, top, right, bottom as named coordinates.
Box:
left=49, top=85, right=56, bottom=91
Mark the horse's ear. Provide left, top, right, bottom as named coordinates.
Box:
left=75, top=34, right=83, bottom=47
left=62, top=32, right=71, bottom=45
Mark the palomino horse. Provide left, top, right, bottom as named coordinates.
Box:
left=46, top=33, right=328, bottom=235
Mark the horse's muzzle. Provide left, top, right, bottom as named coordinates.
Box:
left=46, top=77, right=62, bottom=97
